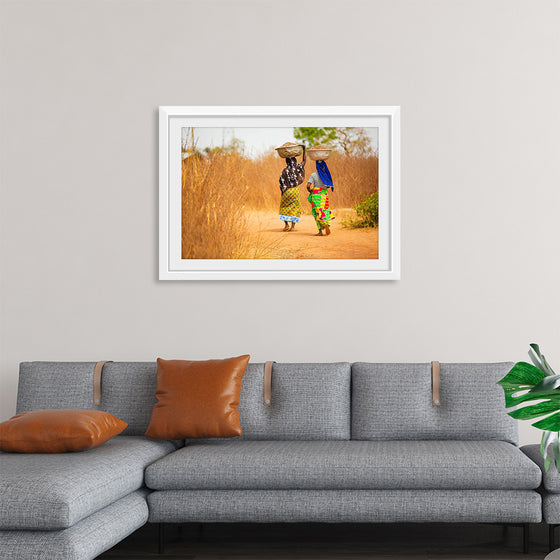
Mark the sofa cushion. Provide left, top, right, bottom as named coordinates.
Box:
left=17, top=362, right=160, bottom=436
left=17, top=362, right=96, bottom=413
left=234, top=362, right=351, bottom=440
left=522, top=444, right=560, bottom=493
left=0, top=409, right=127, bottom=453
left=145, top=356, right=249, bottom=439
left=97, top=362, right=159, bottom=436
left=0, top=490, right=149, bottom=560
left=543, top=493, right=560, bottom=524
left=351, top=363, right=518, bottom=444
left=145, top=440, right=540, bottom=491
left=0, top=436, right=176, bottom=530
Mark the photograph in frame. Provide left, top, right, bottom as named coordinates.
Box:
left=159, top=107, right=400, bottom=280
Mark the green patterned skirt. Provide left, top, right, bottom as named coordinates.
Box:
left=308, top=187, right=332, bottom=230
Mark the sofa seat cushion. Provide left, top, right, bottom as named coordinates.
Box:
left=0, top=436, right=177, bottom=530
left=145, top=440, right=541, bottom=491
left=0, top=490, right=149, bottom=560
left=522, top=444, right=560, bottom=493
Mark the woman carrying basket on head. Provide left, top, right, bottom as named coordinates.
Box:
left=307, top=149, right=334, bottom=236
left=278, top=143, right=306, bottom=232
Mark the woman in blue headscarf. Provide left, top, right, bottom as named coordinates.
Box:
left=306, top=155, right=334, bottom=236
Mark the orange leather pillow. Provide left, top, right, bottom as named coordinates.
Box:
left=145, top=355, right=250, bottom=439
left=0, top=409, right=128, bottom=453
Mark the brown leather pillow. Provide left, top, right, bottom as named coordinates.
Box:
left=145, top=355, right=250, bottom=439
left=0, top=409, right=128, bottom=453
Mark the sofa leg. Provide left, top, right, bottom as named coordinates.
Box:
left=158, top=523, right=165, bottom=555
left=523, top=523, right=529, bottom=554
left=550, top=524, right=558, bottom=553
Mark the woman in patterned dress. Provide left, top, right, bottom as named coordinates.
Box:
left=278, top=146, right=306, bottom=231
left=306, top=159, right=334, bottom=236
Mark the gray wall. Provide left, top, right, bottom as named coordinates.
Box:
left=1, top=0, right=559, bottom=445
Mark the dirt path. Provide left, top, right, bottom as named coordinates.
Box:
left=244, top=210, right=378, bottom=259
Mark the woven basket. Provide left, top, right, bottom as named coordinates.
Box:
left=307, top=146, right=333, bottom=161
left=275, top=142, right=303, bottom=158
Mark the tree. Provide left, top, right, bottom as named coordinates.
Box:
left=293, top=127, right=338, bottom=147
left=335, top=127, right=374, bottom=157
left=293, top=127, right=374, bottom=156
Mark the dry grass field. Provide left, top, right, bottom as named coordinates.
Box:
left=181, top=150, right=378, bottom=259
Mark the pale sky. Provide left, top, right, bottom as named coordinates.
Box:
left=182, top=127, right=379, bottom=158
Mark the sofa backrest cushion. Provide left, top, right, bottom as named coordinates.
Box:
left=96, top=362, right=158, bottom=435
left=17, top=362, right=158, bottom=436
left=17, top=361, right=352, bottom=440
left=17, top=362, right=95, bottom=412
left=351, top=362, right=517, bottom=445
left=236, top=362, right=351, bottom=440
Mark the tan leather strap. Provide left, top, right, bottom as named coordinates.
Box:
left=93, top=361, right=113, bottom=405
left=264, top=361, right=276, bottom=406
left=432, top=361, right=440, bottom=406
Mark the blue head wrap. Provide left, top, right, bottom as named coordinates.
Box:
left=316, top=160, right=334, bottom=191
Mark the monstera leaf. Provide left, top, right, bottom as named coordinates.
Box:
left=497, top=344, right=560, bottom=471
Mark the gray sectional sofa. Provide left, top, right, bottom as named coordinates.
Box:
left=0, top=361, right=546, bottom=559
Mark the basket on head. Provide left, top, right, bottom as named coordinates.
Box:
left=307, top=145, right=333, bottom=161
left=275, top=142, right=303, bottom=159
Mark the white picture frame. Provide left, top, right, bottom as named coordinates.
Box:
left=159, top=106, right=400, bottom=280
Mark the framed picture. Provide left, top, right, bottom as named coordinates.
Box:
left=159, top=106, right=400, bottom=280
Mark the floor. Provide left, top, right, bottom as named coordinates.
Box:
left=99, top=522, right=553, bottom=559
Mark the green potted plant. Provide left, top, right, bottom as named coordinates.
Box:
left=498, top=344, right=560, bottom=472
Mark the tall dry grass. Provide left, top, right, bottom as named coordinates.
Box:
left=181, top=149, right=378, bottom=258
left=181, top=153, right=249, bottom=259
left=182, top=153, right=284, bottom=259
left=325, top=152, right=378, bottom=209
left=230, top=151, right=378, bottom=211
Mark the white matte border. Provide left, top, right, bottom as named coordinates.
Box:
left=159, top=106, right=400, bottom=280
